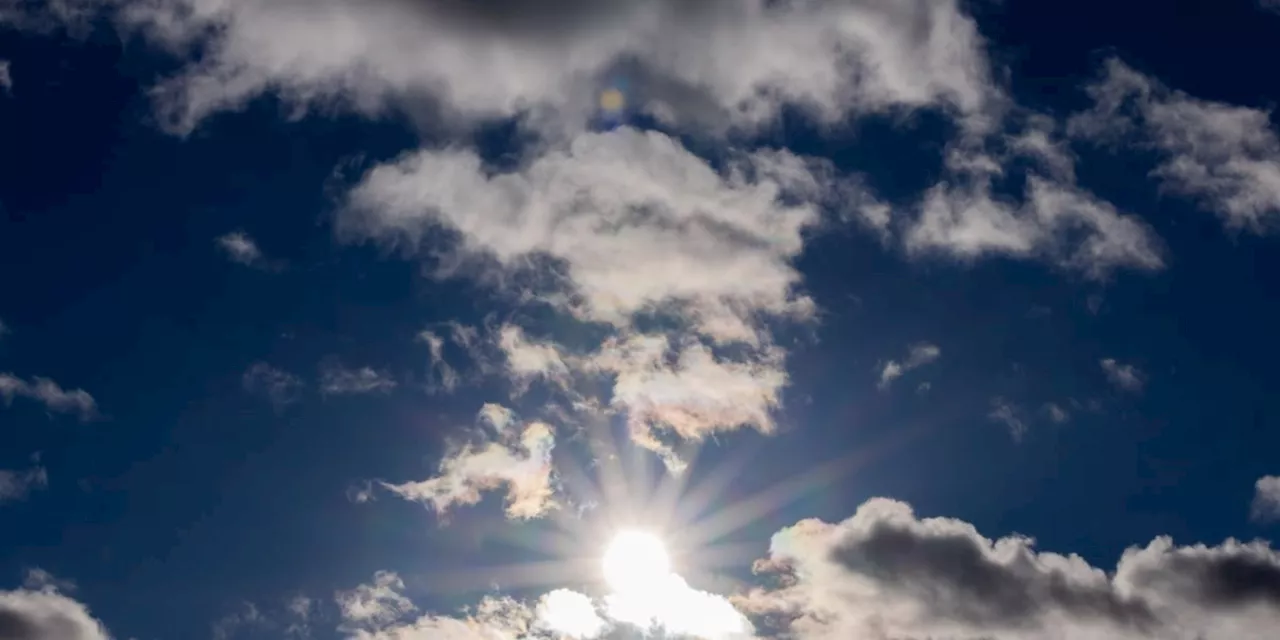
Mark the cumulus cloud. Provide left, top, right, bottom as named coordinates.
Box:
left=104, top=0, right=995, bottom=135
left=343, top=126, right=841, bottom=466
left=1253, top=475, right=1280, bottom=523
left=0, top=373, right=98, bottom=421
left=319, top=362, right=398, bottom=396
left=1101, top=358, right=1146, bottom=393
left=0, top=577, right=111, bottom=640
left=989, top=396, right=1027, bottom=441
left=0, top=464, right=48, bottom=504
left=381, top=405, right=556, bottom=519
left=242, top=362, right=305, bottom=409
left=877, top=342, right=941, bottom=390
left=739, top=497, right=1280, bottom=640
left=1071, top=58, right=1280, bottom=233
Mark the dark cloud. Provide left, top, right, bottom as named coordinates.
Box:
left=832, top=519, right=1158, bottom=631
left=1126, top=542, right=1280, bottom=608
left=384, top=0, right=732, bottom=36
left=744, top=498, right=1280, bottom=639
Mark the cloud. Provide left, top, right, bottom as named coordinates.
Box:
left=0, top=59, right=9, bottom=93
left=215, top=230, right=269, bottom=266
left=0, top=464, right=48, bottom=504
left=343, top=126, right=843, bottom=467
left=381, top=405, right=556, bottom=519
left=1265, top=0, right=1280, bottom=12
left=212, top=602, right=265, bottom=640
left=336, top=571, right=416, bottom=633
left=1252, top=476, right=1280, bottom=523
left=1101, top=358, right=1146, bottom=393
left=989, top=397, right=1027, bottom=441
left=0, top=318, right=9, bottom=337
left=106, top=0, right=995, bottom=135
left=0, top=373, right=98, bottom=421
left=877, top=342, right=941, bottom=390
left=1044, top=402, right=1071, bottom=424
left=242, top=362, right=305, bottom=409
left=740, top=497, right=1280, bottom=640
left=534, top=589, right=606, bottom=639
left=319, top=363, right=398, bottom=396
left=0, top=578, right=111, bottom=640
left=1071, top=58, right=1280, bottom=233
left=905, top=165, right=1165, bottom=279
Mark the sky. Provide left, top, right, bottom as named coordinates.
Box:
left=3, top=0, right=1280, bottom=638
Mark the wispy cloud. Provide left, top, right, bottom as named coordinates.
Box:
left=1100, top=358, right=1146, bottom=392
left=877, top=342, right=941, bottom=390
left=0, top=59, right=10, bottom=93
left=0, top=373, right=98, bottom=421
left=1071, top=58, right=1280, bottom=233
left=0, top=463, right=48, bottom=504
left=242, top=363, right=304, bottom=410
left=318, top=362, right=397, bottom=396
left=989, top=397, right=1028, bottom=441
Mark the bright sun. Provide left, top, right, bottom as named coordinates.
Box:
left=602, top=531, right=670, bottom=594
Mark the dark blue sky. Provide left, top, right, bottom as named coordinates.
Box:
left=3, top=1, right=1280, bottom=639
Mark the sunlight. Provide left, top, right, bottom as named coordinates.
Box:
left=602, top=530, right=670, bottom=594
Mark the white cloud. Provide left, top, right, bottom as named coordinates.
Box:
left=1101, top=358, right=1146, bottom=393
left=989, top=396, right=1027, bottom=441
left=0, top=578, right=111, bottom=640
left=336, top=571, right=416, bottom=633
left=877, top=342, right=941, bottom=390
left=343, top=126, right=840, bottom=466
left=0, top=464, right=48, bottom=504
left=1071, top=58, right=1280, bottom=232
left=587, top=333, right=787, bottom=473
left=0, top=373, right=98, bottom=421
left=381, top=406, right=556, bottom=519
left=1252, top=475, right=1280, bottom=523
left=319, top=363, right=398, bottom=396
left=242, top=362, right=304, bottom=409
left=215, top=230, right=270, bottom=267
left=105, top=0, right=995, bottom=135
left=535, top=589, right=606, bottom=639
left=905, top=170, right=1164, bottom=279
left=739, top=497, right=1280, bottom=640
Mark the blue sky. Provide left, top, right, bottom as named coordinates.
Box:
left=3, top=0, right=1280, bottom=638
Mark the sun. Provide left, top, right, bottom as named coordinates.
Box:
left=602, top=530, right=670, bottom=594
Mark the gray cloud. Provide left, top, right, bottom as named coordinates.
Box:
left=1100, top=358, right=1146, bottom=393
left=318, top=362, right=398, bottom=396
left=0, top=465, right=48, bottom=504
left=740, top=498, right=1280, bottom=640
left=242, top=362, right=305, bottom=409
left=1254, top=476, right=1280, bottom=523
